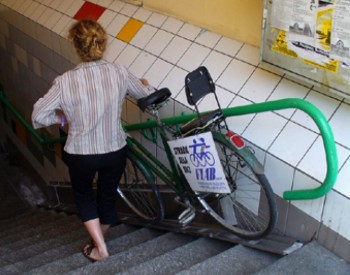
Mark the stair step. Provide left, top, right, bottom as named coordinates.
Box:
left=0, top=216, right=83, bottom=263
left=0, top=211, right=67, bottom=241
left=67, top=231, right=196, bottom=274
left=254, top=241, right=350, bottom=274
left=120, top=237, right=233, bottom=275
left=0, top=223, right=139, bottom=274
left=26, top=227, right=166, bottom=274
left=0, top=213, right=76, bottom=249
left=0, top=210, right=54, bottom=234
left=177, top=244, right=280, bottom=275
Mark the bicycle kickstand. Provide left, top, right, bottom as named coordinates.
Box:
left=174, top=196, right=196, bottom=225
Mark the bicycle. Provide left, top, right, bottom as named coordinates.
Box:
left=117, top=66, right=277, bottom=240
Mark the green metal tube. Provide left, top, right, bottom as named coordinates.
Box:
left=222, top=99, right=338, bottom=201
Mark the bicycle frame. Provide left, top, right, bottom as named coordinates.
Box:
left=125, top=123, right=190, bottom=199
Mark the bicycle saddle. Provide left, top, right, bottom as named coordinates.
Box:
left=180, top=109, right=224, bottom=136
left=138, top=88, right=172, bottom=111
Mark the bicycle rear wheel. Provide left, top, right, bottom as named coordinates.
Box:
left=117, top=152, right=164, bottom=224
left=196, top=132, right=277, bottom=239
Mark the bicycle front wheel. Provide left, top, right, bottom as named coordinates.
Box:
left=196, top=132, right=277, bottom=239
left=117, top=153, right=164, bottom=224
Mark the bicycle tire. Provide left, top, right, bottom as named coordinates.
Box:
left=117, top=152, right=165, bottom=224
left=195, top=132, right=277, bottom=239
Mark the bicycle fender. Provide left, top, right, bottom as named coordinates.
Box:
left=212, top=131, right=265, bottom=175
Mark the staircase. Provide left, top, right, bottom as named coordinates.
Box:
left=1, top=156, right=350, bottom=274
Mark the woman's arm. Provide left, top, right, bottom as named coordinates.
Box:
left=32, top=78, right=62, bottom=129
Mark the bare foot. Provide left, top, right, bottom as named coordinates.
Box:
left=82, top=244, right=109, bottom=262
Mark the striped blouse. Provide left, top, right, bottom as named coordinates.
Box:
left=32, top=60, right=153, bottom=155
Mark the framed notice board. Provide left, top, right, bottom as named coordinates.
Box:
left=261, top=0, right=350, bottom=99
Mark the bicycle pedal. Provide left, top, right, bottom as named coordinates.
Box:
left=178, top=207, right=195, bottom=225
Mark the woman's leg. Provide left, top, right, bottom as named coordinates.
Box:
left=64, top=152, right=109, bottom=261
left=83, top=218, right=109, bottom=260
left=96, top=147, right=127, bottom=227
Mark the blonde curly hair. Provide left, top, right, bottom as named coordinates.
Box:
left=68, top=20, right=107, bottom=62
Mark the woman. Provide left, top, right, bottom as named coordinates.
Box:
left=32, top=20, right=153, bottom=262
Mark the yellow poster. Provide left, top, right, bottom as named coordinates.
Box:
left=271, top=30, right=298, bottom=58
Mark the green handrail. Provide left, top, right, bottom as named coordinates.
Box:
left=0, top=90, right=338, bottom=201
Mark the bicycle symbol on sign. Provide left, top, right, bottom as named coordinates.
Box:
left=188, top=137, right=215, bottom=167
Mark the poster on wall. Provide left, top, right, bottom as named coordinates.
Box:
left=262, top=0, right=350, bottom=98
left=167, top=132, right=230, bottom=194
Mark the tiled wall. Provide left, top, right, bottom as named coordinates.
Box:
left=1, top=0, right=350, bottom=260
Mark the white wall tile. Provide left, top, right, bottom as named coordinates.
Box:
left=198, top=86, right=234, bottom=111
left=37, top=8, right=56, bottom=27
left=128, top=51, right=156, bottom=78
left=53, top=15, right=72, bottom=37
left=177, top=43, right=210, bottom=71
left=98, top=9, right=117, bottom=30
left=239, top=68, right=282, bottom=103
left=115, top=44, right=140, bottom=67
left=178, top=23, right=201, bottom=40
left=103, top=37, right=126, bottom=62
left=195, top=30, right=221, bottom=48
left=201, top=50, right=232, bottom=82
left=215, top=36, right=242, bottom=57
left=161, top=17, right=184, bottom=34
left=336, top=156, right=350, bottom=197
left=265, top=153, right=294, bottom=197
left=329, top=102, right=350, bottom=147
left=291, top=90, right=341, bottom=132
left=17, top=0, right=32, bottom=15
left=160, top=36, right=191, bottom=64
left=56, top=0, right=73, bottom=14
left=96, top=0, right=114, bottom=8
left=130, top=24, right=157, bottom=49
left=269, top=121, right=317, bottom=166
left=291, top=171, right=325, bottom=221
left=159, top=66, right=187, bottom=97
left=106, top=14, right=128, bottom=37
left=146, top=12, right=167, bottom=28
left=29, top=3, right=45, bottom=21
left=143, top=59, right=173, bottom=88
left=45, top=10, right=63, bottom=30
left=65, top=0, right=84, bottom=17
left=226, top=96, right=255, bottom=135
left=243, top=112, right=287, bottom=150
left=109, top=0, right=125, bottom=12
left=268, top=78, right=310, bottom=119
left=298, top=136, right=350, bottom=183
left=144, top=29, right=174, bottom=56
left=50, top=0, right=62, bottom=10
left=217, top=59, right=255, bottom=94
left=133, top=7, right=152, bottom=22
left=120, top=3, right=138, bottom=17
left=322, top=190, right=350, bottom=241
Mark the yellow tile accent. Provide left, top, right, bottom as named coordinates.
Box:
left=117, top=18, right=143, bottom=43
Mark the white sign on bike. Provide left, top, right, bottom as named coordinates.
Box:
left=168, top=132, right=230, bottom=193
